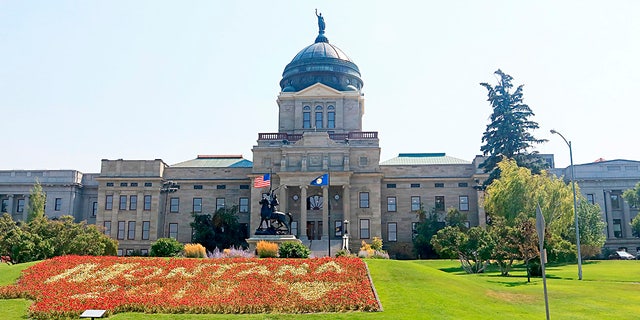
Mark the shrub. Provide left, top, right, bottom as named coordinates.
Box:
left=359, top=239, right=389, bottom=259
left=371, top=237, right=383, bottom=251
left=208, top=246, right=255, bottom=258
left=256, top=240, right=278, bottom=258
left=278, top=241, right=310, bottom=258
left=150, top=238, right=183, bottom=257
left=335, top=249, right=353, bottom=257
left=184, top=243, right=206, bottom=258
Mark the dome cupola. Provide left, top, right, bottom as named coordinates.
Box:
left=279, top=11, right=363, bottom=92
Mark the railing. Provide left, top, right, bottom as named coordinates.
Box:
left=258, top=131, right=378, bottom=141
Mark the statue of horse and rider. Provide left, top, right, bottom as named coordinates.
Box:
left=256, top=190, right=293, bottom=235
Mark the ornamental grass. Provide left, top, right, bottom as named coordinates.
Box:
left=0, top=255, right=380, bottom=319
left=256, top=240, right=279, bottom=258
left=184, top=243, right=206, bottom=258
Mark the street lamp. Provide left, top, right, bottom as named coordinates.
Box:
left=550, top=129, right=583, bottom=280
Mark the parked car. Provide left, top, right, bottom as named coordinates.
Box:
left=609, top=251, right=636, bottom=260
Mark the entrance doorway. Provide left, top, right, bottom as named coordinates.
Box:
left=306, top=221, right=323, bottom=240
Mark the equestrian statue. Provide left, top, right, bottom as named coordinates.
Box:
left=256, top=190, right=293, bottom=235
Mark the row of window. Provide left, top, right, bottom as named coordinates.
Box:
left=106, top=182, right=153, bottom=187
left=302, top=105, right=336, bottom=129
left=0, top=197, right=64, bottom=212
left=104, top=220, right=155, bottom=240
left=170, top=197, right=250, bottom=214
left=386, top=182, right=469, bottom=188
left=105, top=195, right=152, bottom=211
left=385, top=195, right=469, bottom=212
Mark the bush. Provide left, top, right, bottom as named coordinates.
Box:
left=184, top=243, right=206, bottom=258
left=358, top=239, right=389, bottom=259
left=150, top=238, right=183, bottom=257
left=256, top=240, right=278, bottom=258
left=208, top=246, right=255, bottom=258
left=278, top=241, right=310, bottom=258
left=371, top=237, right=383, bottom=251
left=335, top=249, right=353, bottom=257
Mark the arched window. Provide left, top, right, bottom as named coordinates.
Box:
left=303, top=106, right=311, bottom=129
left=327, top=105, right=335, bottom=128
left=315, top=105, right=323, bottom=128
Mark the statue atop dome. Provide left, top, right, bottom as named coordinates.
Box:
left=315, top=9, right=325, bottom=34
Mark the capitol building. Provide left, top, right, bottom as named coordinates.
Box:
left=1, top=16, right=639, bottom=258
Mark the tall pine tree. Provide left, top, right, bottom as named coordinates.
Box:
left=479, top=69, right=547, bottom=185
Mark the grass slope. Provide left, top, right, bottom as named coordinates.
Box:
left=1, top=259, right=639, bottom=319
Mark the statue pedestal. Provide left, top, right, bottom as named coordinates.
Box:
left=246, top=235, right=301, bottom=254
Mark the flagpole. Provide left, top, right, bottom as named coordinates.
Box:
left=327, top=169, right=331, bottom=257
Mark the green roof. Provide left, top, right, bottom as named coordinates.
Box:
left=380, top=153, right=470, bottom=165
left=171, top=155, right=253, bottom=168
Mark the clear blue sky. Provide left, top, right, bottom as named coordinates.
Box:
left=2, top=1, right=638, bottom=173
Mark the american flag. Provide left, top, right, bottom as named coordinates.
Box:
left=253, top=173, right=271, bottom=188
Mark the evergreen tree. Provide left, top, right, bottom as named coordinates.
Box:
left=27, top=179, right=46, bottom=222
left=479, top=69, right=547, bottom=185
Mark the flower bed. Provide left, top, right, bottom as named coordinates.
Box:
left=0, top=255, right=380, bottom=319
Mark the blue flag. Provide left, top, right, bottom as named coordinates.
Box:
left=310, top=173, right=329, bottom=186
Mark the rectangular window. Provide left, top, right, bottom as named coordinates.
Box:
left=54, top=198, right=62, bottom=211
left=105, top=195, right=113, bottom=210
left=411, top=196, right=421, bottom=211
left=129, top=195, right=137, bottom=210
left=140, top=249, right=148, bottom=256
left=126, top=249, right=134, bottom=256
left=217, top=185, right=226, bottom=190
left=142, top=221, right=150, bottom=240
left=412, top=222, right=418, bottom=239
left=303, top=112, right=311, bottom=128
left=170, top=198, right=179, bottom=213
left=359, top=192, right=369, bottom=208
left=127, top=221, right=136, bottom=240
left=17, top=199, right=25, bottom=213
left=144, top=195, right=151, bottom=211
left=335, top=220, right=343, bottom=237
left=458, top=182, right=468, bottom=187
left=459, top=195, right=469, bottom=211
left=130, top=182, right=138, bottom=187
left=240, top=185, right=249, bottom=190
left=92, top=202, right=98, bottom=216
left=120, top=182, right=128, bottom=187
left=360, top=219, right=370, bottom=239
left=119, top=195, right=127, bottom=210
left=587, top=194, right=595, bottom=205
left=435, top=183, right=444, bottom=188
left=386, top=184, right=396, bottom=188
left=327, top=111, right=335, bottom=128
left=239, top=197, right=249, bottom=213
left=387, top=197, right=397, bottom=212
left=144, top=182, right=152, bottom=187
left=411, top=183, right=420, bottom=188
left=611, top=193, right=621, bottom=210
left=388, top=222, right=397, bottom=242
left=103, top=221, right=111, bottom=236
left=106, top=182, right=114, bottom=187
left=216, top=198, right=225, bottom=211
left=435, top=196, right=445, bottom=211
left=169, top=223, right=178, bottom=239
left=117, top=221, right=125, bottom=240
left=613, top=219, right=622, bottom=238
left=315, top=111, right=323, bottom=128
left=1, top=199, right=7, bottom=213
left=117, top=249, right=123, bottom=256
left=193, top=185, right=203, bottom=190
left=192, top=198, right=202, bottom=213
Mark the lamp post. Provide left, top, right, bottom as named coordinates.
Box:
left=550, top=129, right=583, bottom=280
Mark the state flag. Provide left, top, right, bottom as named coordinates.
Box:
left=310, top=173, right=329, bottom=186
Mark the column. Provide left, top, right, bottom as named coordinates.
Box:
left=604, top=191, right=614, bottom=239
left=300, top=186, right=307, bottom=239
left=322, top=185, right=329, bottom=237
left=22, top=195, right=29, bottom=221
left=6, top=195, right=14, bottom=215
left=622, top=201, right=632, bottom=238
left=279, top=185, right=288, bottom=213
left=343, top=185, right=350, bottom=234
left=477, top=190, right=486, bottom=228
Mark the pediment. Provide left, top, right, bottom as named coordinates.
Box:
left=293, top=83, right=343, bottom=97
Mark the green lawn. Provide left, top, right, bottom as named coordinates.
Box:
left=1, top=259, right=639, bottom=319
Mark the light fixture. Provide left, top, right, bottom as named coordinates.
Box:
left=292, top=194, right=299, bottom=201
left=334, top=194, right=340, bottom=200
